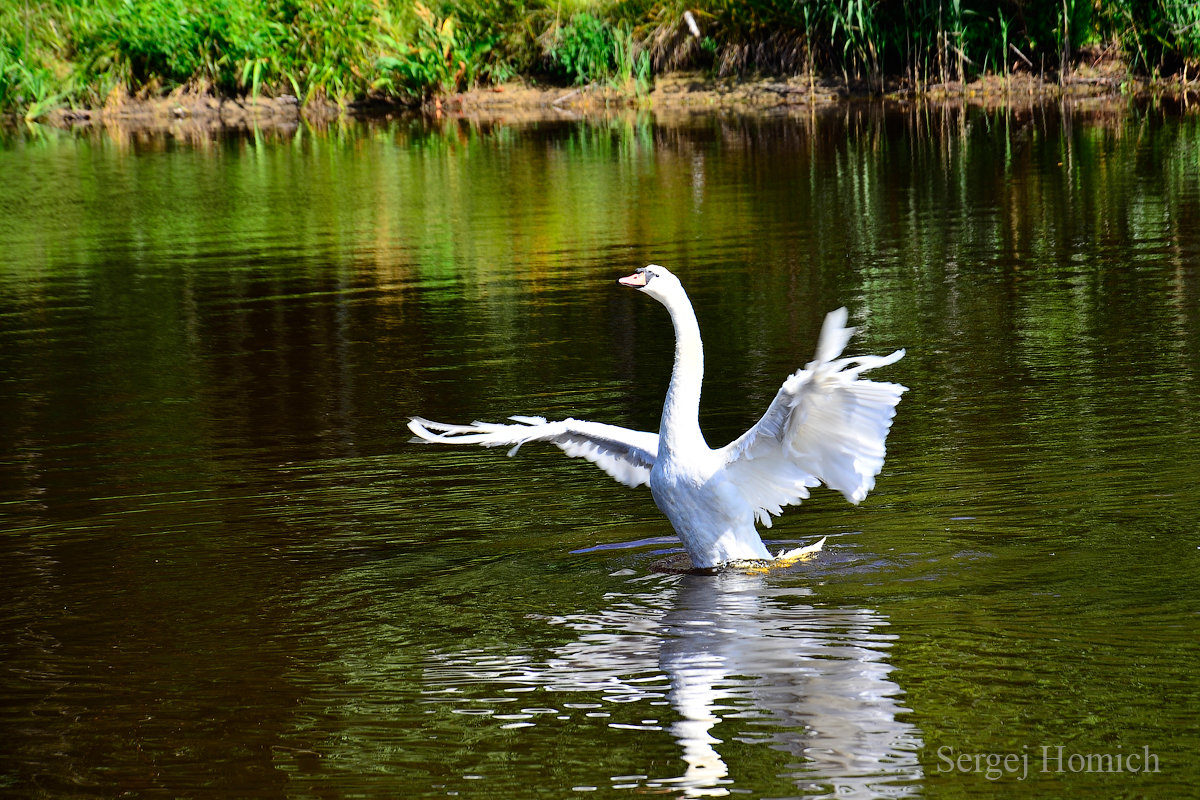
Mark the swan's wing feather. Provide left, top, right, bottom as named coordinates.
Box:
left=408, top=416, right=658, bottom=488
left=720, top=308, right=907, bottom=525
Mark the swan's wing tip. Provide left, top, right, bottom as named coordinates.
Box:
left=815, top=308, right=855, bottom=362
left=407, top=414, right=658, bottom=488
left=408, top=416, right=436, bottom=438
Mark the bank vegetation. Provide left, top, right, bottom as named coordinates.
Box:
left=4, top=0, right=1200, bottom=120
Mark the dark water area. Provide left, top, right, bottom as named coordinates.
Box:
left=1, top=103, right=1199, bottom=798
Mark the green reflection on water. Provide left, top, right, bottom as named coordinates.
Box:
left=1, top=105, right=1198, bottom=797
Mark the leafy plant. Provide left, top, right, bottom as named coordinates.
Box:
left=546, top=11, right=650, bottom=91
left=550, top=12, right=614, bottom=85
left=0, top=49, right=67, bottom=120
left=376, top=3, right=492, bottom=99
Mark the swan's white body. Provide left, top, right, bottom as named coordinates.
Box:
left=409, top=265, right=907, bottom=569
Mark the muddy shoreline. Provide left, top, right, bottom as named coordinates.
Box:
left=21, top=68, right=1200, bottom=134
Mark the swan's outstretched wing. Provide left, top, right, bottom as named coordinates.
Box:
left=408, top=415, right=659, bottom=488
left=720, top=308, right=907, bottom=526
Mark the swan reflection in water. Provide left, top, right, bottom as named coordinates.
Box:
left=425, top=570, right=922, bottom=797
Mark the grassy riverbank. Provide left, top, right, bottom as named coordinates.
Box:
left=4, top=0, right=1200, bottom=119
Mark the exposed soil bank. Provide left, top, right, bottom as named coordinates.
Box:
left=38, top=89, right=312, bottom=133
left=24, top=67, right=1200, bottom=134
left=449, top=67, right=1199, bottom=115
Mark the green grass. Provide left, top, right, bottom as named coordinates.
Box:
left=2, top=0, right=1199, bottom=118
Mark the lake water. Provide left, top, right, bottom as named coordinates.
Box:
left=1, top=103, right=1198, bottom=798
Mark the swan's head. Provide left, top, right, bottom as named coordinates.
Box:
left=617, top=264, right=686, bottom=305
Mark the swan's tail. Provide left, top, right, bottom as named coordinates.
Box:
left=733, top=536, right=827, bottom=574
left=776, top=536, right=826, bottom=564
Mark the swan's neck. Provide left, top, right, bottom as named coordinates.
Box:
left=659, top=290, right=707, bottom=452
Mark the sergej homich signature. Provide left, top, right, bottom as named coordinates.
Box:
left=937, top=745, right=1161, bottom=781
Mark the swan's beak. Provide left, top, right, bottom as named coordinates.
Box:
left=618, top=270, right=647, bottom=288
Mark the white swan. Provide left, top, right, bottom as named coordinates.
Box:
left=409, top=265, right=907, bottom=570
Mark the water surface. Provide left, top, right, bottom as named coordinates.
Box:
left=1, top=104, right=1199, bottom=798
